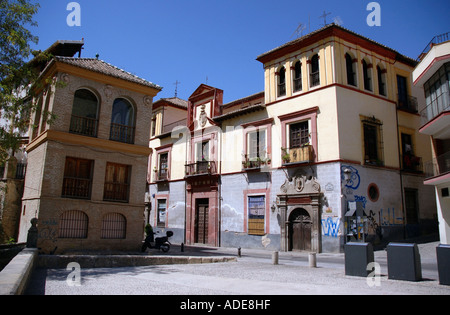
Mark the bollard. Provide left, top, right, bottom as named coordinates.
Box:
left=181, top=242, right=184, bottom=252
left=238, top=247, right=241, bottom=257
left=309, top=252, right=317, bottom=268
left=272, top=251, right=279, bottom=265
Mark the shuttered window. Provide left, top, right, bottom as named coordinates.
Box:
left=248, top=196, right=265, bottom=236
left=104, top=162, right=131, bottom=202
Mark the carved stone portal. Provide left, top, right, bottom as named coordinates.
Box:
left=277, top=172, right=321, bottom=253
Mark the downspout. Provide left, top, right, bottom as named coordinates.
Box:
left=395, top=103, right=406, bottom=239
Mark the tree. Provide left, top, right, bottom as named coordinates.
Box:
left=0, top=0, right=41, bottom=165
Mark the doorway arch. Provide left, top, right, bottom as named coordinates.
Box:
left=288, top=208, right=312, bottom=251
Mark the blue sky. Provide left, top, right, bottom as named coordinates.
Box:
left=31, top=0, right=450, bottom=103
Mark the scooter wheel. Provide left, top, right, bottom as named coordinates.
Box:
left=160, top=244, right=170, bottom=253
left=141, top=243, right=147, bottom=252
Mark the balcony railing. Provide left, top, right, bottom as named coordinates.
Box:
left=397, top=94, right=418, bottom=113
left=103, top=182, right=130, bottom=202
left=282, top=145, right=312, bottom=164
left=62, top=177, right=92, bottom=199
left=310, top=72, right=320, bottom=88
left=155, top=169, right=169, bottom=181
left=110, top=123, right=135, bottom=144
left=419, top=92, right=450, bottom=126
left=242, top=155, right=271, bottom=171
left=70, top=115, right=98, bottom=137
left=424, top=151, right=450, bottom=179
left=401, top=154, right=423, bottom=173
left=185, top=161, right=217, bottom=176
left=417, top=32, right=450, bottom=61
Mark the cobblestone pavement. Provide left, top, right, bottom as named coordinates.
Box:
left=26, top=242, right=450, bottom=295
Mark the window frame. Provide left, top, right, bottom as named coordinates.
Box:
left=361, top=116, right=384, bottom=167
left=309, top=54, right=320, bottom=88
left=103, top=162, right=131, bottom=203
left=292, top=60, right=303, bottom=93
left=62, top=157, right=94, bottom=200
left=243, top=189, right=270, bottom=236
left=277, top=66, right=287, bottom=97
left=69, top=88, right=100, bottom=138
left=58, top=210, right=89, bottom=239
left=110, top=97, right=136, bottom=144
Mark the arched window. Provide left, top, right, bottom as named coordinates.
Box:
left=293, top=61, right=302, bottom=92
left=345, top=53, right=357, bottom=87
left=70, top=89, right=99, bottom=137
left=110, top=98, right=135, bottom=144
left=377, top=65, right=386, bottom=96
left=363, top=59, right=372, bottom=91
left=310, top=54, right=320, bottom=87
left=59, top=210, right=88, bottom=239
left=277, top=66, right=286, bottom=97
left=101, top=213, right=126, bottom=239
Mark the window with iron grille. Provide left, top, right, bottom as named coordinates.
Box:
left=289, top=121, right=309, bottom=149
left=293, top=61, right=302, bottom=92
left=278, top=66, right=286, bottom=97
left=62, top=157, right=94, bottom=199
left=248, top=196, right=265, bottom=236
left=101, top=213, right=126, bottom=239
left=59, top=210, right=88, bottom=239
left=103, top=162, right=131, bottom=202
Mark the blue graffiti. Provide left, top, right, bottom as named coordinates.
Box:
left=322, top=217, right=341, bottom=238
left=354, top=195, right=367, bottom=208
left=341, top=165, right=360, bottom=190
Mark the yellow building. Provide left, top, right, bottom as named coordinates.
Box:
left=148, top=24, right=436, bottom=253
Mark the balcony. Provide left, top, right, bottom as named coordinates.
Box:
left=70, top=115, right=98, bottom=137
left=154, top=168, right=169, bottom=182
left=110, top=123, right=135, bottom=144
left=424, top=151, right=450, bottom=184
left=401, top=154, right=423, bottom=173
left=242, top=155, right=271, bottom=171
left=185, top=161, right=217, bottom=177
left=397, top=94, right=418, bottom=113
left=62, top=177, right=92, bottom=199
left=282, top=145, right=312, bottom=165
left=419, top=92, right=450, bottom=138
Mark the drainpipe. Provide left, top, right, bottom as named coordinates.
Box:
left=395, top=102, right=407, bottom=239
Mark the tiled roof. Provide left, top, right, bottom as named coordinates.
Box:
left=53, top=56, right=162, bottom=90
left=154, top=97, right=188, bottom=109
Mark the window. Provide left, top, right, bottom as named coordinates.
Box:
left=157, top=199, right=166, bottom=227
left=151, top=114, right=157, bottom=137
left=248, top=130, right=266, bottom=160
left=377, top=66, right=386, bottom=96
left=248, top=196, right=265, bottom=235
left=277, top=66, right=286, bottom=97
left=158, top=152, right=169, bottom=181
left=362, top=59, right=372, bottom=91
left=310, top=54, right=320, bottom=87
left=345, top=53, right=356, bottom=86
left=59, top=210, right=88, bottom=239
left=110, top=98, right=135, bottom=144
left=368, top=183, right=380, bottom=202
left=424, top=63, right=450, bottom=122
left=101, top=213, right=126, bottom=239
left=362, top=118, right=384, bottom=166
left=62, top=157, right=94, bottom=199
left=293, top=61, right=302, bottom=92
left=31, top=95, right=43, bottom=139
left=289, top=121, right=309, bottom=149
left=104, top=162, right=131, bottom=202
left=70, top=89, right=99, bottom=137
left=194, top=140, right=210, bottom=173
left=397, top=75, right=408, bottom=108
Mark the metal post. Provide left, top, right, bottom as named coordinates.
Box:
left=238, top=247, right=241, bottom=257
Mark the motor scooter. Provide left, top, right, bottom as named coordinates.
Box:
left=141, top=230, right=173, bottom=253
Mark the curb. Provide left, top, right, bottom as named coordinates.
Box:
left=37, top=254, right=237, bottom=269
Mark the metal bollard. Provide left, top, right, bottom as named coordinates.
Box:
left=272, top=251, right=279, bottom=265
left=181, top=242, right=184, bottom=252
left=238, top=247, right=241, bottom=257
left=309, top=252, right=317, bottom=268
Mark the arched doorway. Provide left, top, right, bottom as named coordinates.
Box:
left=289, top=208, right=312, bottom=251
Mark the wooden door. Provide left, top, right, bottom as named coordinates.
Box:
left=289, top=209, right=312, bottom=251
left=195, top=199, right=209, bottom=244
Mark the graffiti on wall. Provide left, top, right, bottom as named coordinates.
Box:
left=341, top=165, right=360, bottom=191
left=322, top=217, right=341, bottom=238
